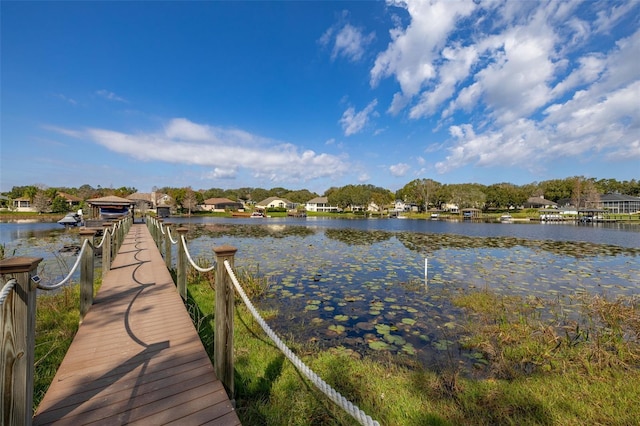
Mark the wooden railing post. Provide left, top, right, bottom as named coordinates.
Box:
left=102, top=223, right=112, bottom=278
left=176, top=228, right=188, bottom=300
left=1, top=256, right=42, bottom=426
left=164, top=223, right=172, bottom=270
left=117, top=219, right=124, bottom=252
left=79, top=229, right=96, bottom=322
left=110, top=221, right=117, bottom=261
left=156, top=219, right=164, bottom=251
left=213, top=245, right=237, bottom=400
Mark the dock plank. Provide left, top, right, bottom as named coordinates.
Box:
left=33, top=223, right=240, bottom=425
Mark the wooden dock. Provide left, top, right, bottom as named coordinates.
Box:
left=33, top=223, right=241, bottom=425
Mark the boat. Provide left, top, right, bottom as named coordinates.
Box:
left=250, top=211, right=265, bottom=218
left=57, top=213, right=82, bottom=226
left=430, top=213, right=439, bottom=220
left=499, top=214, right=513, bottom=223
left=100, top=206, right=129, bottom=219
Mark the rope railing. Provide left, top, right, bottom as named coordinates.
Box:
left=94, top=222, right=115, bottom=249
left=0, top=278, right=18, bottom=306
left=223, top=259, right=380, bottom=426
left=160, top=223, right=178, bottom=244
left=37, top=238, right=91, bottom=291
left=181, top=235, right=216, bottom=273
left=166, top=226, right=178, bottom=244
left=1, top=217, right=133, bottom=425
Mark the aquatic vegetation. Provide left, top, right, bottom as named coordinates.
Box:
left=165, top=220, right=640, bottom=374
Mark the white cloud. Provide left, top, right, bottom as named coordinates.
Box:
left=96, top=89, right=127, bottom=102
left=203, top=167, right=237, bottom=179
left=53, top=93, right=77, bottom=105
left=51, top=118, right=351, bottom=183
left=320, top=13, right=375, bottom=63
left=372, top=1, right=639, bottom=174
left=357, top=172, right=370, bottom=182
left=371, top=0, right=477, bottom=94
left=389, top=163, right=410, bottom=177
left=339, top=99, right=378, bottom=136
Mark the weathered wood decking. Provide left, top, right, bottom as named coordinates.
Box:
left=33, top=223, right=240, bottom=425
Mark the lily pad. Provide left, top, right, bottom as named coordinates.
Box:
left=401, top=318, right=416, bottom=326
left=328, top=324, right=346, bottom=334
left=368, top=340, right=391, bottom=351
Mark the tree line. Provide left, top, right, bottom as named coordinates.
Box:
left=2, top=176, right=639, bottom=214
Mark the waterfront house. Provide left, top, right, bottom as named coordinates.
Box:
left=524, top=195, right=558, bottom=209
left=256, top=196, right=295, bottom=210
left=57, top=192, right=82, bottom=209
left=305, top=196, right=340, bottom=213
left=200, top=197, right=244, bottom=212
left=12, top=197, right=35, bottom=212
left=598, top=193, right=640, bottom=214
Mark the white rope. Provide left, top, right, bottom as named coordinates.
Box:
left=159, top=221, right=166, bottom=235
left=223, top=260, right=379, bottom=426
left=94, top=229, right=108, bottom=249
left=167, top=226, right=178, bottom=244
left=37, top=239, right=91, bottom=291
left=181, top=235, right=215, bottom=272
left=0, top=278, right=18, bottom=306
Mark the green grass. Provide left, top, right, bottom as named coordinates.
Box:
left=186, top=275, right=640, bottom=425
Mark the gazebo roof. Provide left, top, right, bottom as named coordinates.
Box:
left=87, top=195, right=133, bottom=206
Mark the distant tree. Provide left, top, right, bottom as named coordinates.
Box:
left=200, top=187, right=223, bottom=199
left=283, top=189, right=319, bottom=204
left=269, top=187, right=289, bottom=197
left=113, top=186, right=137, bottom=197
left=447, top=183, right=487, bottom=209
left=327, top=184, right=390, bottom=213
left=397, top=178, right=441, bottom=211
left=32, top=190, right=50, bottom=213
left=571, top=176, right=600, bottom=209
left=76, top=184, right=96, bottom=199
left=251, top=188, right=270, bottom=203
left=539, top=179, right=573, bottom=202
left=370, top=187, right=394, bottom=216
left=50, top=196, right=70, bottom=213
left=23, top=185, right=38, bottom=201
left=484, top=183, right=527, bottom=209
left=182, top=187, right=198, bottom=216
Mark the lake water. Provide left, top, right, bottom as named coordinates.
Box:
left=2, top=217, right=639, bottom=370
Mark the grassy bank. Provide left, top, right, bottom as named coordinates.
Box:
left=186, top=271, right=640, bottom=425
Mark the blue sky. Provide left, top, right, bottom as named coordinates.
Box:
left=2, top=1, right=639, bottom=195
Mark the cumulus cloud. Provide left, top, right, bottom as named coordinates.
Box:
left=320, top=12, right=375, bottom=62
left=52, top=118, right=351, bottom=183
left=374, top=0, right=639, bottom=173
left=389, top=162, right=410, bottom=177
left=339, top=99, right=378, bottom=136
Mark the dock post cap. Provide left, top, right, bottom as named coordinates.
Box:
left=0, top=257, right=43, bottom=274
left=213, top=245, right=238, bottom=256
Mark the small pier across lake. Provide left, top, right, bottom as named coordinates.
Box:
left=2, top=222, right=240, bottom=425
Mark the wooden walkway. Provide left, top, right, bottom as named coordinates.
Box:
left=33, top=224, right=241, bottom=425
